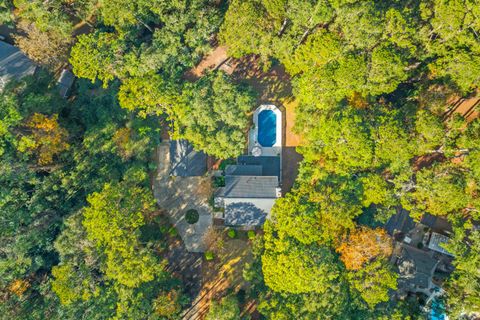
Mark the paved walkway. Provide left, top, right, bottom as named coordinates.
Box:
left=152, top=141, right=213, bottom=252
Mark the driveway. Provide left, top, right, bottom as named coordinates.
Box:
left=152, top=141, right=213, bottom=252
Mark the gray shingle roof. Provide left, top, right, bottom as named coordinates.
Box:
left=220, top=176, right=278, bottom=198
left=397, top=245, right=438, bottom=290
left=0, top=41, right=36, bottom=90
left=237, top=155, right=280, bottom=179
left=385, top=208, right=415, bottom=236
left=170, top=140, right=207, bottom=177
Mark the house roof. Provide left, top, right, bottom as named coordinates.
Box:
left=428, top=232, right=453, bottom=256
left=57, top=69, right=75, bottom=98
left=220, top=175, right=279, bottom=198
left=397, top=244, right=439, bottom=290
left=421, top=214, right=453, bottom=235
left=169, top=139, right=207, bottom=177
left=237, top=155, right=280, bottom=179
left=224, top=198, right=274, bottom=226
left=225, top=164, right=262, bottom=176
left=0, top=41, right=36, bottom=90
left=385, top=208, right=416, bottom=236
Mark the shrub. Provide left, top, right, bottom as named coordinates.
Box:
left=168, top=227, right=178, bottom=237
left=185, top=209, right=199, bottom=224
left=247, top=230, right=256, bottom=240
left=205, top=251, right=214, bottom=261
left=227, top=229, right=237, bottom=239
left=212, top=176, right=225, bottom=187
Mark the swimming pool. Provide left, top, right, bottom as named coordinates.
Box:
left=258, top=110, right=277, bottom=147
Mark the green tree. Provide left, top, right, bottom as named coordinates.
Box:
left=82, top=182, right=161, bottom=287
left=348, top=259, right=398, bottom=309
left=206, top=295, right=241, bottom=320
left=171, top=71, right=255, bottom=159
left=70, top=32, right=124, bottom=87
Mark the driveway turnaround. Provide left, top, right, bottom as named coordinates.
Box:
left=153, top=141, right=213, bottom=252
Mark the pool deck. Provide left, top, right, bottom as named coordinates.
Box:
left=248, top=105, right=282, bottom=157
left=247, top=105, right=283, bottom=189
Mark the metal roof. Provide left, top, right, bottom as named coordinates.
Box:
left=0, top=41, right=36, bottom=90
left=57, top=69, right=75, bottom=98
left=169, top=140, right=207, bottom=177
left=220, top=175, right=279, bottom=198
left=237, top=155, right=280, bottom=179
left=225, top=164, right=262, bottom=176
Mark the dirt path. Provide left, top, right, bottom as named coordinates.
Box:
left=185, top=46, right=228, bottom=80
left=181, top=238, right=253, bottom=320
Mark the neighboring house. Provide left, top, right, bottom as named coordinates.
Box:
left=394, top=243, right=439, bottom=295
left=385, top=210, right=455, bottom=298
left=57, top=69, right=75, bottom=98
left=169, top=139, right=207, bottom=177
left=0, top=41, right=36, bottom=90
left=215, top=155, right=281, bottom=228
left=385, top=208, right=416, bottom=239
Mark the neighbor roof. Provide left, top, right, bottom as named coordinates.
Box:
left=170, top=139, right=207, bottom=176
left=237, top=155, right=280, bottom=179
left=224, top=198, right=274, bottom=226
left=0, top=41, right=36, bottom=90
left=397, top=245, right=438, bottom=290
left=220, top=176, right=279, bottom=198
left=385, top=208, right=415, bottom=236
left=428, top=232, right=453, bottom=256
left=57, top=69, right=75, bottom=98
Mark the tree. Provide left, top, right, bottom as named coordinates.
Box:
left=118, top=74, right=178, bottom=116
left=262, top=221, right=343, bottom=294
left=219, top=0, right=275, bottom=60
left=153, top=289, right=185, bottom=318
left=348, top=259, right=398, bottom=308
left=82, top=182, right=161, bottom=287
left=14, top=21, right=71, bottom=71
left=336, top=227, right=393, bottom=271
left=18, top=113, right=70, bottom=165
left=443, top=225, right=480, bottom=318
left=171, top=71, right=255, bottom=159
left=205, top=295, right=241, bottom=320
left=70, top=32, right=124, bottom=87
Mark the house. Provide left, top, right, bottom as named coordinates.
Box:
left=169, top=139, right=207, bottom=177
left=394, top=243, right=439, bottom=295
left=0, top=41, right=36, bottom=90
left=57, top=69, right=75, bottom=98
left=215, top=155, right=281, bottom=228
left=385, top=208, right=416, bottom=239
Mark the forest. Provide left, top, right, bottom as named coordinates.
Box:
left=0, top=0, right=479, bottom=319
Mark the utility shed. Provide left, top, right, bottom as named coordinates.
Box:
left=57, top=69, right=75, bottom=98
left=169, top=140, right=207, bottom=177
left=0, top=41, right=36, bottom=90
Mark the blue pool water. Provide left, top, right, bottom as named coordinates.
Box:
left=430, top=298, right=447, bottom=320
left=258, top=110, right=276, bottom=147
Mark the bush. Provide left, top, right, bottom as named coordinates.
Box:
left=227, top=229, right=237, bottom=239
left=205, top=251, right=215, bottom=261
left=185, top=209, right=199, bottom=224
left=212, top=176, right=225, bottom=187
left=168, top=227, right=178, bottom=237
left=247, top=230, right=256, bottom=240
